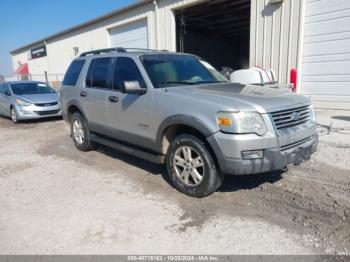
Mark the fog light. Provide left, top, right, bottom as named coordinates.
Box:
left=242, top=150, right=264, bottom=160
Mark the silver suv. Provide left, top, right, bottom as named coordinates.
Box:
left=60, top=48, right=318, bottom=198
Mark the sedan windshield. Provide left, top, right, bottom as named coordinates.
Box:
left=141, top=54, right=227, bottom=88
left=10, top=83, right=56, bottom=95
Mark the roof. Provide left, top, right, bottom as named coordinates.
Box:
left=5, top=80, right=45, bottom=85
left=10, top=0, right=153, bottom=55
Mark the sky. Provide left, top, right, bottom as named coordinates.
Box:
left=0, top=0, right=137, bottom=76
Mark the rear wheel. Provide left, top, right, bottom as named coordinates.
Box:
left=70, top=112, right=93, bottom=152
left=166, top=134, right=223, bottom=198
left=10, top=107, right=19, bottom=124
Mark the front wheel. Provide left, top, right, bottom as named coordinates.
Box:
left=166, top=134, right=224, bottom=198
left=10, top=107, right=19, bottom=124
left=70, top=112, right=93, bottom=152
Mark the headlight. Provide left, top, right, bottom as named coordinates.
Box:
left=309, top=105, right=316, bottom=122
left=15, top=98, right=32, bottom=106
left=216, top=112, right=267, bottom=136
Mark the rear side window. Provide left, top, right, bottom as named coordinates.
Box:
left=86, top=58, right=113, bottom=89
left=113, top=57, right=146, bottom=90
left=63, top=60, right=85, bottom=86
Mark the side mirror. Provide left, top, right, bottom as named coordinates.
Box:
left=124, top=81, right=146, bottom=95
left=4, top=90, right=11, bottom=96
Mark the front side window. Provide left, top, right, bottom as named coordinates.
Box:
left=86, top=57, right=113, bottom=89
left=113, top=57, right=146, bottom=91
left=10, top=83, right=56, bottom=95
left=63, top=60, right=85, bottom=86
left=141, top=54, right=227, bottom=88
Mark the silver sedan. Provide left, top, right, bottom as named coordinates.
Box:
left=0, top=81, right=62, bottom=123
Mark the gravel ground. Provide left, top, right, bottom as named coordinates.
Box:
left=0, top=109, right=349, bottom=255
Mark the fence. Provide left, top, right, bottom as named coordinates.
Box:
left=3, top=73, right=65, bottom=90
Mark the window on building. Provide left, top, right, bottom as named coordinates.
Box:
left=113, top=57, right=146, bottom=91
left=63, top=60, right=85, bottom=86
left=86, top=58, right=113, bottom=89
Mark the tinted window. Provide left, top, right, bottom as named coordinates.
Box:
left=10, top=83, right=56, bottom=95
left=63, top=60, right=85, bottom=86
left=0, top=84, right=3, bottom=94
left=86, top=58, right=113, bottom=89
left=113, top=57, right=146, bottom=90
left=141, top=54, right=227, bottom=88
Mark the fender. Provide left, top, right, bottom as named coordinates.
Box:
left=64, top=99, right=88, bottom=123
left=155, top=114, right=216, bottom=152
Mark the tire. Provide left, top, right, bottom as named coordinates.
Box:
left=166, top=134, right=224, bottom=198
left=70, top=112, right=93, bottom=152
left=10, top=107, right=19, bottom=124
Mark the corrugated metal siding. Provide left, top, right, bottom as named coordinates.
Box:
left=156, top=0, right=208, bottom=51
left=301, top=0, right=350, bottom=103
left=250, top=0, right=302, bottom=83
left=11, top=0, right=303, bottom=86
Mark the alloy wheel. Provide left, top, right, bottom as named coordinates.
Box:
left=173, top=146, right=205, bottom=187
left=72, top=119, right=85, bottom=145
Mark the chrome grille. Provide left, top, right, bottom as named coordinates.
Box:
left=35, top=102, right=58, bottom=107
left=271, top=105, right=311, bottom=130
left=34, top=110, right=60, bottom=116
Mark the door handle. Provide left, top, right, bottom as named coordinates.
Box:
left=108, top=96, right=119, bottom=103
left=80, top=91, right=87, bottom=97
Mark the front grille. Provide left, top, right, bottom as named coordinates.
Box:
left=281, top=136, right=314, bottom=151
left=35, top=110, right=60, bottom=116
left=35, top=102, right=58, bottom=107
left=271, top=105, right=311, bottom=130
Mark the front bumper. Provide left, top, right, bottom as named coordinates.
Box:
left=14, top=103, right=62, bottom=120
left=208, top=129, right=318, bottom=175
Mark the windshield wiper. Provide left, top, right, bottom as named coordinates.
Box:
left=160, top=81, right=195, bottom=86
left=192, top=80, right=227, bottom=84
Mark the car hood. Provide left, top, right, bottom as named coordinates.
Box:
left=164, top=83, right=311, bottom=113
left=16, top=93, right=59, bottom=104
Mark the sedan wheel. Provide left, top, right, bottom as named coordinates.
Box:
left=11, top=108, right=18, bottom=124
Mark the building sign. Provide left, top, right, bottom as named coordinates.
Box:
left=31, top=45, right=47, bottom=59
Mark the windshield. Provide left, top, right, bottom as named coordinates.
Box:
left=141, top=54, right=227, bottom=88
left=10, top=83, right=56, bottom=95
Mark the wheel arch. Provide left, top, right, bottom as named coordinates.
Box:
left=156, top=115, right=216, bottom=155
left=66, top=100, right=88, bottom=123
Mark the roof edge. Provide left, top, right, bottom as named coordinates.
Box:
left=10, top=0, right=153, bottom=55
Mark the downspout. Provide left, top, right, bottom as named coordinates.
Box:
left=153, top=0, right=159, bottom=50
left=296, top=0, right=306, bottom=94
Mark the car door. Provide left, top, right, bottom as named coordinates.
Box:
left=79, top=57, right=113, bottom=134
left=0, top=84, right=10, bottom=116
left=0, top=84, right=4, bottom=114
left=106, top=56, right=154, bottom=149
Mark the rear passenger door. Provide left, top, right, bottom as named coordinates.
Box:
left=80, top=57, right=113, bottom=134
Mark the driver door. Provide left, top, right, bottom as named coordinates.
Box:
left=106, top=56, right=154, bottom=148
left=0, top=84, right=11, bottom=116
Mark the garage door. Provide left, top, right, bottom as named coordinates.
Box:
left=109, top=20, right=148, bottom=49
left=301, top=0, right=350, bottom=104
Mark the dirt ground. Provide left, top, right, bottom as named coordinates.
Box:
left=0, top=109, right=349, bottom=255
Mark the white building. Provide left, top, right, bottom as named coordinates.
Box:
left=10, top=0, right=350, bottom=109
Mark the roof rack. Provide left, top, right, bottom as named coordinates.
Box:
left=80, top=48, right=126, bottom=57
left=80, top=47, right=169, bottom=57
